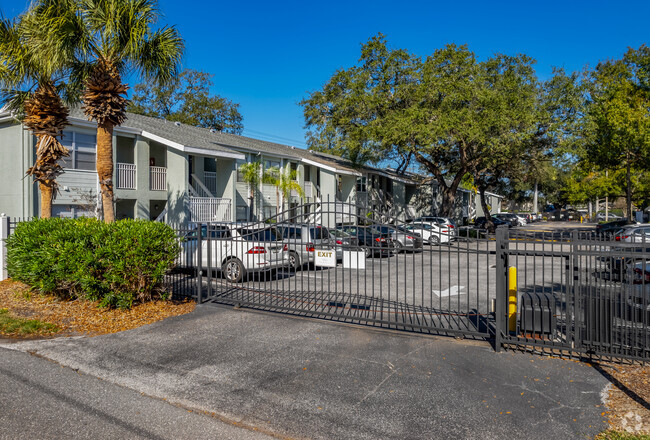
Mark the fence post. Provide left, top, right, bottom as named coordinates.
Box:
left=0, top=214, right=9, bottom=281
left=494, top=225, right=509, bottom=352
left=196, top=229, right=203, bottom=304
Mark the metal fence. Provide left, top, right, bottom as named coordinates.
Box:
left=496, top=228, right=649, bottom=362
left=2, top=209, right=648, bottom=363
left=170, top=201, right=649, bottom=363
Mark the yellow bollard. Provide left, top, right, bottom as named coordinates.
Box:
left=508, top=266, right=517, bottom=333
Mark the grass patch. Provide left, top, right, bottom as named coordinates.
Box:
left=0, top=308, right=57, bottom=336
left=596, top=431, right=650, bottom=440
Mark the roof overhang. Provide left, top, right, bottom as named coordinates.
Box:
left=141, top=131, right=245, bottom=160
left=301, top=158, right=362, bottom=176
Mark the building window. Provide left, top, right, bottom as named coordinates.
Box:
left=264, top=160, right=280, bottom=171
left=356, top=176, right=367, bottom=192
left=236, top=160, right=246, bottom=182
left=290, top=162, right=298, bottom=180
left=59, top=130, right=96, bottom=171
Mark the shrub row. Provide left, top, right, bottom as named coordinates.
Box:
left=6, top=218, right=180, bottom=309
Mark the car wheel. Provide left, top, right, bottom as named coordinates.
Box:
left=223, top=258, right=244, bottom=283
left=394, top=241, right=404, bottom=252
left=428, top=235, right=440, bottom=246
left=364, top=247, right=371, bottom=258
left=288, top=251, right=300, bottom=271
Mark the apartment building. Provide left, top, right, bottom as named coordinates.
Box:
left=0, top=109, right=500, bottom=226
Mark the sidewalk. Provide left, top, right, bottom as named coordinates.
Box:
left=2, top=305, right=610, bottom=439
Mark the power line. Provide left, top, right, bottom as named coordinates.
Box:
left=242, top=128, right=309, bottom=148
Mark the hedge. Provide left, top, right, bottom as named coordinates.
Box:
left=6, top=218, right=180, bottom=309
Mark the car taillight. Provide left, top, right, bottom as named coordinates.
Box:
left=447, top=225, right=454, bottom=228
left=441, top=230, right=448, bottom=233
left=406, top=236, right=414, bottom=239
left=306, top=243, right=315, bottom=252
left=336, top=240, right=343, bottom=245
left=375, top=237, right=385, bottom=242
left=247, top=246, right=266, bottom=254
left=615, top=235, right=629, bottom=241
left=283, top=244, right=288, bottom=251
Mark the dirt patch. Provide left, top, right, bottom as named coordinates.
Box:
left=599, top=363, right=650, bottom=435
left=0, top=279, right=195, bottom=338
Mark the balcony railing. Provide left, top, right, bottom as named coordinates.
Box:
left=188, top=197, right=231, bottom=222
left=304, top=181, right=313, bottom=198
left=116, top=163, right=136, bottom=190
left=150, top=166, right=166, bottom=191
left=204, top=171, right=217, bottom=195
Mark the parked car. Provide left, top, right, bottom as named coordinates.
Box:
left=404, top=222, right=451, bottom=245
left=370, top=225, right=424, bottom=252
left=596, top=212, right=622, bottom=221
left=328, top=228, right=361, bottom=260
left=494, top=213, right=525, bottom=227
left=340, top=225, right=395, bottom=257
left=473, top=216, right=510, bottom=232
left=181, top=222, right=287, bottom=282
left=276, top=223, right=333, bottom=270
left=613, top=224, right=650, bottom=243
left=409, top=216, right=458, bottom=239
left=596, top=218, right=630, bottom=236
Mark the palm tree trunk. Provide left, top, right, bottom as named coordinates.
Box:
left=97, top=122, right=115, bottom=223
left=39, top=182, right=53, bottom=218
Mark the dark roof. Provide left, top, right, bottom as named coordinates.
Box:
left=66, top=108, right=415, bottom=182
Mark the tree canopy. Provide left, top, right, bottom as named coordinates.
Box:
left=128, top=69, right=243, bottom=134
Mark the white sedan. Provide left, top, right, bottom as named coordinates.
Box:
left=405, top=222, right=452, bottom=245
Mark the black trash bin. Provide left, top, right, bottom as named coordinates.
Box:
left=520, top=292, right=556, bottom=336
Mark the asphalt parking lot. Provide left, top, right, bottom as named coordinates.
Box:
left=202, top=225, right=578, bottom=309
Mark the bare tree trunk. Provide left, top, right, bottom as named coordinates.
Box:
left=479, top=185, right=493, bottom=231
left=39, top=183, right=53, bottom=219
left=97, top=122, right=115, bottom=223
left=533, top=180, right=539, bottom=214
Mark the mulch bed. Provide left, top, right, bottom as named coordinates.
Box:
left=0, top=279, right=195, bottom=339
left=598, top=363, right=650, bottom=435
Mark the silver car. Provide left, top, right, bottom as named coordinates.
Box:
left=614, top=224, right=650, bottom=243
left=276, top=223, right=333, bottom=270
left=371, top=225, right=423, bottom=252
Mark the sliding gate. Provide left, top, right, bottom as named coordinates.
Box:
left=171, top=200, right=499, bottom=339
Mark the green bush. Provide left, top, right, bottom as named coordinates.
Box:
left=6, top=218, right=180, bottom=309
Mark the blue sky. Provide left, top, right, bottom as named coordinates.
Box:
left=2, top=0, right=649, bottom=148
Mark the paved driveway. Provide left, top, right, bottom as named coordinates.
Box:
left=3, top=305, right=610, bottom=440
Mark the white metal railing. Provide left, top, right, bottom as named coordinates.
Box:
left=204, top=171, right=217, bottom=195
left=116, top=163, right=136, bottom=190
left=304, top=181, right=313, bottom=198
left=189, top=197, right=231, bottom=222
left=190, top=174, right=214, bottom=198
left=150, top=166, right=167, bottom=191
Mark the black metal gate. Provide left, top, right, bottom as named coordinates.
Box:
left=167, top=203, right=649, bottom=363
left=170, top=199, right=499, bottom=339
left=496, top=227, right=650, bottom=362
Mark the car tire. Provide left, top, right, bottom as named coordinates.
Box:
left=428, top=236, right=440, bottom=246
left=364, top=247, right=371, bottom=258
left=223, top=258, right=245, bottom=283
left=288, top=251, right=300, bottom=271
left=394, top=241, right=404, bottom=252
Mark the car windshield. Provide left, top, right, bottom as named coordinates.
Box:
left=237, top=227, right=282, bottom=241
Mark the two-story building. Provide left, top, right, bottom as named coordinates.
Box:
left=0, top=108, right=501, bottom=227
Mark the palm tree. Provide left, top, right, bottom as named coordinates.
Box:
left=26, top=0, right=184, bottom=222
left=239, top=161, right=263, bottom=221
left=0, top=15, right=72, bottom=218
left=266, top=166, right=304, bottom=220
